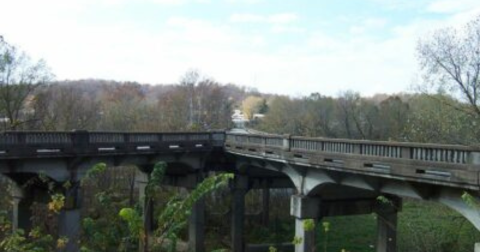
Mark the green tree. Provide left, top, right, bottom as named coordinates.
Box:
left=405, top=94, right=478, bottom=144
left=378, top=96, right=410, bottom=141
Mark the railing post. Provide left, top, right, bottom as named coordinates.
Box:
left=469, top=152, right=480, bottom=165
left=354, top=143, right=361, bottom=155
left=401, top=147, right=411, bottom=159
left=469, top=152, right=480, bottom=187
left=283, top=135, right=291, bottom=152
left=17, top=132, right=26, bottom=145
left=72, top=130, right=89, bottom=154
left=211, top=131, right=225, bottom=147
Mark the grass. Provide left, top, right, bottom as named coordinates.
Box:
left=241, top=199, right=480, bottom=252
left=315, top=200, right=480, bottom=252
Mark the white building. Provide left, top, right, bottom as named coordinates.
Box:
left=232, top=109, right=248, bottom=129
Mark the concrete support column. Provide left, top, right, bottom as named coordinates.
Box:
left=261, top=181, right=270, bottom=226
left=58, top=184, right=82, bottom=252
left=231, top=174, right=248, bottom=252
left=136, top=171, right=154, bottom=252
left=290, top=195, right=321, bottom=252
left=138, top=182, right=155, bottom=234
left=187, top=173, right=205, bottom=252
left=294, top=218, right=316, bottom=252
left=58, top=209, right=81, bottom=251
left=11, top=185, right=33, bottom=232
left=376, top=210, right=397, bottom=252
left=375, top=198, right=401, bottom=252
left=475, top=243, right=480, bottom=252
left=189, top=196, right=205, bottom=252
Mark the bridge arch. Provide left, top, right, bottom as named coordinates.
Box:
left=235, top=158, right=298, bottom=190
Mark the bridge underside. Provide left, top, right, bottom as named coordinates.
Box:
left=232, top=152, right=480, bottom=252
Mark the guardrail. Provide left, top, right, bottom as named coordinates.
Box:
left=1, top=130, right=479, bottom=188
left=225, top=133, right=480, bottom=188
left=0, top=131, right=225, bottom=157
left=226, top=133, right=479, bottom=164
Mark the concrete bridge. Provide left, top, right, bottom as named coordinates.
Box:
left=0, top=130, right=479, bottom=252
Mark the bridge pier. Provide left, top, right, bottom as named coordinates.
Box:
left=58, top=209, right=81, bottom=251
left=290, top=194, right=401, bottom=252
left=375, top=199, right=400, bottom=252
left=294, top=218, right=317, bottom=252
left=187, top=173, right=206, bottom=252
left=11, top=185, right=33, bottom=232
left=231, top=174, right=248, bottom=252
left=290, top=195, right=320, bottom=252
left=261, top=181, right=270, bottom=226
left=58, top=184, right=82, bottom=252
left=8, top=175, right=83, bottom=252
left=136, top=170, right=155, bottom=252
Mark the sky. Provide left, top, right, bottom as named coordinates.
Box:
left=1, top=0, right=480, bottom=96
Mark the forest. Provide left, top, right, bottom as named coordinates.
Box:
left=0, top=14, right=479, bottom=252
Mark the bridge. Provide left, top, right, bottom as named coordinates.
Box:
left=0, top=130, right=479, bottom=252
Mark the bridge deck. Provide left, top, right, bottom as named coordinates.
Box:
left=0, top=130, right=478, bottom=190
left=0, top=131, right=225, bottom=158
left=225, top=133, right=480, bottom=190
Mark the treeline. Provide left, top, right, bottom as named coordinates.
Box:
left=26, top=78, right=241, bottom=131
left=10, top=77, right=477, bottom=146
left=0, top=77, right=262, bottom=132
left=3, top=76, right=479, bottom=147
left=248, top=91, right=480, bottom=145
left=3, top=73, right=479, bottom=146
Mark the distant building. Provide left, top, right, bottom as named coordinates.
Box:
left=252, top=113, right=265, bottom=120
left=232, top=109, right=248, bottom=129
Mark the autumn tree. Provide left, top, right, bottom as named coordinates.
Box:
left=158, top=87, right=191, bottom=131
left=257, top=96, right=305, bottom=135
left=242, top=95, right=267, bottom=120
left=31, top=84, right=101, bottom=131
left=195, top=79, right=233, bottom=129
left=99, top=82, right=155, bottom=131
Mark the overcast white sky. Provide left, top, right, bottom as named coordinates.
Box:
left=1, top=0, right=479, bottom=96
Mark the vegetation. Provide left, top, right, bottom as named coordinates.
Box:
left=0, top=162, right=233, bottom=252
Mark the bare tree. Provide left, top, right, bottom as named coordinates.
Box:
left=417, top=15, right=480, bottom=117
left=180, top=70, right=201, bottom=127
left=0, top=36, right=53, bottom=130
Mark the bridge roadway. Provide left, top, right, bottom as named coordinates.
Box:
left=0, top=130, right=479, bottom=252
